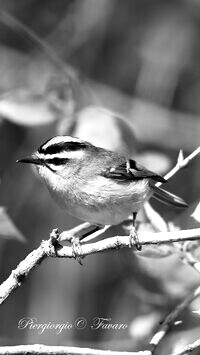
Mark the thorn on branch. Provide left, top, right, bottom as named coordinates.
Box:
left=177, top=149, right=184, bottom=165
left=177, top=149, right=189, bottom=169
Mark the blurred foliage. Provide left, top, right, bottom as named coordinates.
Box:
left=0, top=0, right=199, bottom=353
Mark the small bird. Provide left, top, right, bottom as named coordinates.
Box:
left=17, top=136, right=187, bottom=249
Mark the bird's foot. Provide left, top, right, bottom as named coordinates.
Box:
left=129, top=227, right=142, bottom=251
left=71, top=237, right=83, bottom=265
left=50, top=228, right=60, bottom=243
left=49, top=228, right=61, bottom=256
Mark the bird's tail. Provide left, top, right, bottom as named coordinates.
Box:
left=152, top=185, right=188, bottom=208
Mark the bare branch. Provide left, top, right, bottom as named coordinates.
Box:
left=148, top=285, right=200, bottom=354
left=0, top=241, right=49, bottom=305
left=0, top=344, right=150, bottom=355
left=57, top=228, right=200, bottom=259
left=1, top=228, right=200, bottom=305
left=170, top=338, right=200, bottom=355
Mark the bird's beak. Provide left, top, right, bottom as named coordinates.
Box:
left=17, top=154, right=42, bottom=166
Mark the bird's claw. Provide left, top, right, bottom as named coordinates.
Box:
left=71, top=237, right=83, bottom=265
left=50, top=228, right=60, bottom=243
left=49, top=228, right=61, bottom=256
left=129, top=227, right=142, bottom=251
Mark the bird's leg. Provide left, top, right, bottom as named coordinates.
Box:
left=129, top=212, right=142, bottom=251
left=71, top=225, right=101, bottom=264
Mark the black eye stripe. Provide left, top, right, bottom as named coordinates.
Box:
left=45, top=158, right=69, bottom=166
left=38, top=141, right=88, bottom=154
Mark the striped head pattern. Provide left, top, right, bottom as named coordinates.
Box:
left=36, top=136, right=92, bottom=171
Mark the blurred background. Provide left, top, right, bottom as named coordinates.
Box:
left=0, top=0, right=200, bottom=354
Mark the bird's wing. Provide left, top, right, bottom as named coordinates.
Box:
left=103, top=159, right=166, bottom=183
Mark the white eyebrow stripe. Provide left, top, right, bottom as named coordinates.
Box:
left=42, top=136, right=82, bottom=150
left=38, top=150, right=85, bottom=160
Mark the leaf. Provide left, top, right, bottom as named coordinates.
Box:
left=0, top=207, right=25, bottom=242
left=0, top=89, right=58, bottom=126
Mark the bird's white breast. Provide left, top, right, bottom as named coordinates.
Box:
left=65, top=176, right=151, bottom=225
left=37, top=166, right=152, bottom=225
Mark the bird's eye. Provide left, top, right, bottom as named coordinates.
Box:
left=46, top=158, right=68, bottom=166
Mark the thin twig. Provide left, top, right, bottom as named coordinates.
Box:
left=170, top=338, right=200, bottom=355
left=148, top=285, right=200, bottom=354
left=156, top=146, right=200, bottom=187
left=0, top=344, right=150, bottom=355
